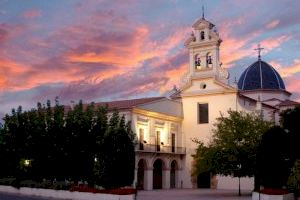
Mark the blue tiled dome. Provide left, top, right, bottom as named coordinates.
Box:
left=238, top=60, right=285, bottom=90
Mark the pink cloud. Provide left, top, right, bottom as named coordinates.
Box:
left=270, top=59, right=300, bottom=78
left=266, top=20, right=280, bottom=29
left=219, top=17, right=262, bottom=68
left=220, top=27, right=289, bottom=69
left=260, top=35, right=289, bottom=51
left=22, top=9, right=41, bottom=19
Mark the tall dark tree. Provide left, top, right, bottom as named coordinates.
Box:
left=256, top=126, right=292, bottom=188
left=102, top=111, right=135, bottom=188
left=93, top=106, right=108, bottom=185
left=280, top=105, right=300, bottom=195
left=280, top=106, right=300, bottom=159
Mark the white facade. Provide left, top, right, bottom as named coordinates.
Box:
left=104, top=16, right=299, bottom=191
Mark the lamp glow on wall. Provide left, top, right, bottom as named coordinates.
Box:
left=160, top=127, right=168, bottom=146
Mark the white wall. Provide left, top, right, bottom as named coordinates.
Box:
left=216, top=175, right=254, bottom=190
left=181, top=92, right=238, bottom=188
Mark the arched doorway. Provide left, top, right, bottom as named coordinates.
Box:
left=153, top=159, right=163, bottom=189
left=170, top=160, right=177, bottom=188
left=197, top=172, right=211, bottom=188
left=137, top=159, right=146, bottom=190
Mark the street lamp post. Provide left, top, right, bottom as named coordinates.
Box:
left=237, top=164, right=242, bottom=196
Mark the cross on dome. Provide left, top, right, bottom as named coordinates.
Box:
left=254, top=44, right=264, bottom=60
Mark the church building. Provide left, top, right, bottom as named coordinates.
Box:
left=96, top=16, right=299, bottom=190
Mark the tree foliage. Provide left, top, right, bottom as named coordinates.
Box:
left=193, top=110, right=272, bottom=178
left=288, top=160, right=300, bottom=196
left=102, top=112, right=135, bottom=188
left=280, top=106, right=300, bottom=194
left=256, top=126, right=292, bottom=188
left=0, top=99, right=135, bottom=188
left=280, top=105, right=300, bottom=159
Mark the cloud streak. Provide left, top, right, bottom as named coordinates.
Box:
left=0, top=0, right=299, bottom=115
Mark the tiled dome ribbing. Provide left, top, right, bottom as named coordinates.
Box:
left=238, top=60, right=285, bottom=90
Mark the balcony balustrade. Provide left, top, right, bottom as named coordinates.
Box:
left=135, top=143, right=186, bottom=154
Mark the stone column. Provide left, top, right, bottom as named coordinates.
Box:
left=162, top=168, right=170, bottom=189
left=176, top=169, right=181, bottom=188
left=133, top=168, right=138, bottom=188
left=144, top=167, right=153, bottom=190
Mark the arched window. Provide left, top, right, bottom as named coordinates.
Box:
left=200, top=31, right=205, bottom=40
left=194, top=54, right=201, bottom=69
left=206, top=52, right=213, bottom=68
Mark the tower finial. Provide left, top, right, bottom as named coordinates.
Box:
left=254, top=44, right=264, bottom=60
left=202, top=2, right=205, bottom=19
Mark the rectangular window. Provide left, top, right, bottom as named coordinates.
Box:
left=171, top=133, right=175, bottom=153
left=156, top=131, right=160, bottom=152
left=139, top=128, right=144, bottom=150
left=198, top=103, right=209, bottom=124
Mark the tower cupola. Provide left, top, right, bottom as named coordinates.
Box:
left=184, top=17, right=225, bottom=81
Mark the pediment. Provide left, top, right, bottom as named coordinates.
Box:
left=180, top=78, right=236, bottom=96
left=192, top=18, right=215, bottom=30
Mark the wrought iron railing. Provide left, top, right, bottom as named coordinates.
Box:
left=135, top=143, right=186, bottom=154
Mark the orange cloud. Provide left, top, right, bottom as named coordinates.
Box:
left=0, top=59, right=29, bottom=90
left=160, top=63, right=186, bottom=93
left=66, top=27, right=156, bottom=67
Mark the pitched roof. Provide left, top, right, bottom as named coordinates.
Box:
left=64, top=97, right=165, bottom=113
left=262, top=98, right=281, bottom=102
left=238, top=93, right=278, bottom=110
left=94, top=97, right=165, bottom=111
left=276, top=99, right=300, bottom=107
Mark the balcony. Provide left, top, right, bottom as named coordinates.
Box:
left=135, top=143, right=186, bottom=155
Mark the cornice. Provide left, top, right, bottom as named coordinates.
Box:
left=132, top=108, right=183, bottom=123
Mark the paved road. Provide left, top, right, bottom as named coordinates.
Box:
left=0, top=192, right=56, bottom=200
left=0, top=189, right=252, bottom=200
left=137, top=189, right=252, bottom=200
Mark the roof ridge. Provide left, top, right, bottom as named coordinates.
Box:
left=98, top=96, right=164, bottom=104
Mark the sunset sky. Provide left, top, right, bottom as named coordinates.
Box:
left=1, top=0, right=300, bottom=117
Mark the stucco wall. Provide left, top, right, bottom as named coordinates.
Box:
left=181, top=92, right=238, bottom=188
left=216, top=175, right=254, bottom=190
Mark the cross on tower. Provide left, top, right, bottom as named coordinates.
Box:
left=201, top=0, right=205, bottom=19
left=254, top=44, right=264, bottom=60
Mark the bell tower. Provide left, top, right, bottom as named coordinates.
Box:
left=183, top=17, right=225, bottom=81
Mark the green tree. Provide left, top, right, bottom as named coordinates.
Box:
left=93, top=106, right=108, bottom=185
left=256, top=126, right=291, bottom=189
left=193, top=110, right=272, bottom=190
left=280, top=106, right=300, bottom=195
left=288, top=160, right=300, bottom=196
left=101, top=110, right=135, bottom=188
left=280, top=105, right=300, bottom=159
left=0, top=99, right=135, bottom=189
